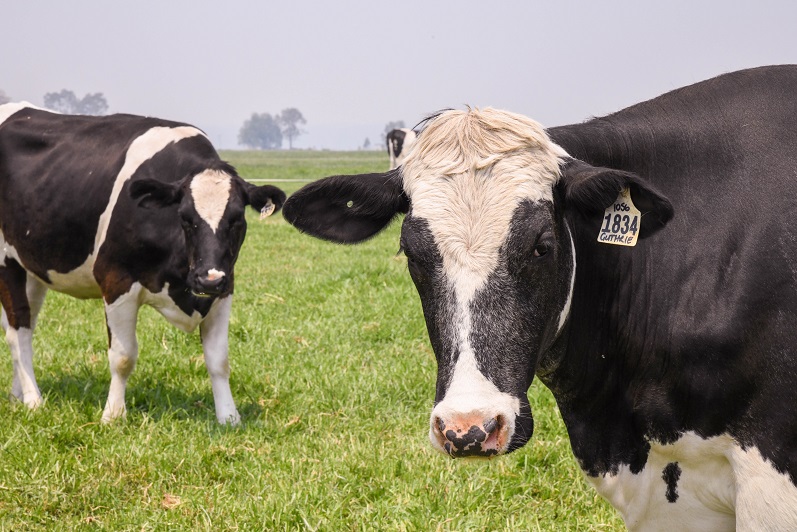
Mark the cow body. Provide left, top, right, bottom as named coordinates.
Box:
left=0, top=103, right=285, bottom=424
left=282, top=66, right=797, bottom=529
left=386, top=128, right=417, bottom=169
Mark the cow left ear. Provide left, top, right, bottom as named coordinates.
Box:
left=559, top=158, right=674, bottom=239
left=242, top=182, right=287, bottom=215
left=129, top=178, right=183, bottom=208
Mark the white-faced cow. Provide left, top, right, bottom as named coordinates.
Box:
left=0, top=103, right=285, bottom=425
left=386, top=128, right=417, bottom=169
left=282, top=66, right=797, bottom=529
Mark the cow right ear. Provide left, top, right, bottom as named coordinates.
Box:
left=282, top=169, right=409, bottom=243
left=559, top=158, right=673, bottom=239
left=130, top=178, right=183, bottom=208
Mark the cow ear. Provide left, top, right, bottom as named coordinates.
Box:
left=130, top=178, right=183, bottom=208
left=282, top=169, right=409, bottom=243
left=242, top=182, right=287, bottom=215
left=559, top=158, right=673, bottom=239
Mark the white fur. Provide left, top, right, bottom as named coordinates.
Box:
left=141, top=282, right=205, bottom=332
left=587, top=432, right=797, bottom=530
left=556, top=221, right=576, bottom=334
left=190, top=169, right=232, bottom=233
left=102, top=284, right=141, bottom=422
left=199, top=296, right=240, bottom=424
left=207, top=268, right=226, bottom=281
left=403, top=108, right=563, bottom=299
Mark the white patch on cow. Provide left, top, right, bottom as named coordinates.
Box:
left=0, top=101, right=48, bottom=127
left=141, top=282, right=205, bottom=332
left=102, top=284, right=141, bottom=422
left=207, top=268, right=226, bottom=281
left=587, top=432, right=797, bottom=530
left=556, top=221, right=576, bottom=334
left=190, top=169, right=232, bottom=233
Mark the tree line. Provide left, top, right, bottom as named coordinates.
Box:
left=238, top=108, right=306, bottom=150
left=1, top=87, right=407, bottom=152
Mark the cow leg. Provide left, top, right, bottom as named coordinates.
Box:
left=7, top=276, right=48, bottom=403
left=0, top=262, right=46, bottom=408
left=199, top=296, right=240, bottom=425
left=101, top=289, right=140, bottom=423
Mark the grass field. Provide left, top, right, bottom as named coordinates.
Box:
left=0, top=150, right=623, bottom=530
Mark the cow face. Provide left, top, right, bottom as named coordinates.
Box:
left=283, top=108, right=672, bottom=458
left=130, top=166, right=285, bottom=297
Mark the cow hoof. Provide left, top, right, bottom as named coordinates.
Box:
left=101, top=406, right=127, bottom=424
left=23, top=395, right=44, bottom=409
left=218, top=411, right=241, bottom=426
left=10, top=392, right=43, bottom=409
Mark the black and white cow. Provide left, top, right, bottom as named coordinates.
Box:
left=386, top=128, right=417, bottom=169
left=282, top=66, right=797, bottom=529
left=0, top=103, right=285, bottom=424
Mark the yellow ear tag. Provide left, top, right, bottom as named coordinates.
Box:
left=259, top=200, right=275, bottom=220
left=597, top=187, right=641, bottom=247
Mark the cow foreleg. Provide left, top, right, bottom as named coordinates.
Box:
left=199, top=296, right=240, bottom=425
left=0, top=263, right=46, bottom=408
left=102, top=290, right=140, bottom=423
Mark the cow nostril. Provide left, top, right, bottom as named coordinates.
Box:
left=434, top=416, right=446, bottom=434
left=483, top=417, right=498, bottom=433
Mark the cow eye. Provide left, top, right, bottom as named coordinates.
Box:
left=533, top=242, right=550, bottom=258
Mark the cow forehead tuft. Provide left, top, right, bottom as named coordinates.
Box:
left=402, top=107, right=564, bottom=182
left=190, top=170, right=233, bottom=232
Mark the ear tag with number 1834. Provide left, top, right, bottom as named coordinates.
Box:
left=597, top=187, right=641, bottom=247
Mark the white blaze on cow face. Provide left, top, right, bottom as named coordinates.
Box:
left=190, top=169, right=232, bottom=233
left=400, top=108, right=567, bottom=455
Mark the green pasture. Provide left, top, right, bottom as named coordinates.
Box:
left=0, top=150, right=622, bottom=530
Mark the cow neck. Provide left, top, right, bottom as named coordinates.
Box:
left=537, top=219, right=656, bottom=476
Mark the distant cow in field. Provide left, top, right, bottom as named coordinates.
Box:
left=282, top=66, right=797, bottom=529
left=0, top=102, right=285, bottom=424
left=386, top=128, right=417, bottom=169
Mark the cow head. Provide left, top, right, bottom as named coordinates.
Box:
left=283, top=108, right=672, bottom=457
left=130, top=164, right=285, bottom=297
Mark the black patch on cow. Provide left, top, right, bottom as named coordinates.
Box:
left=0, top=109, right=167, bottom=279
left=540, top=66, right=797, bottom=486
left=399, top=215, right=458, bottom=403
left=443, top=426, right=498, bottom=457
left=283, top=169, right=407, bottom=244
left=662, top=462, right=681, bottom=503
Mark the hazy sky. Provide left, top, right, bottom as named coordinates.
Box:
left=3, top=1, right=796, bottom=150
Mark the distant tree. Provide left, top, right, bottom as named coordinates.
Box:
left=0, top=89, right=10, bottom=105
left=238, top=112, right=283, bottom=150
left=363, top=137, right=371, bottom=150
left=382, top=120, right=406, bottom=143
left=43, top=90, right=108, bottom=115
left=277, top=108, right=306, bottom=149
